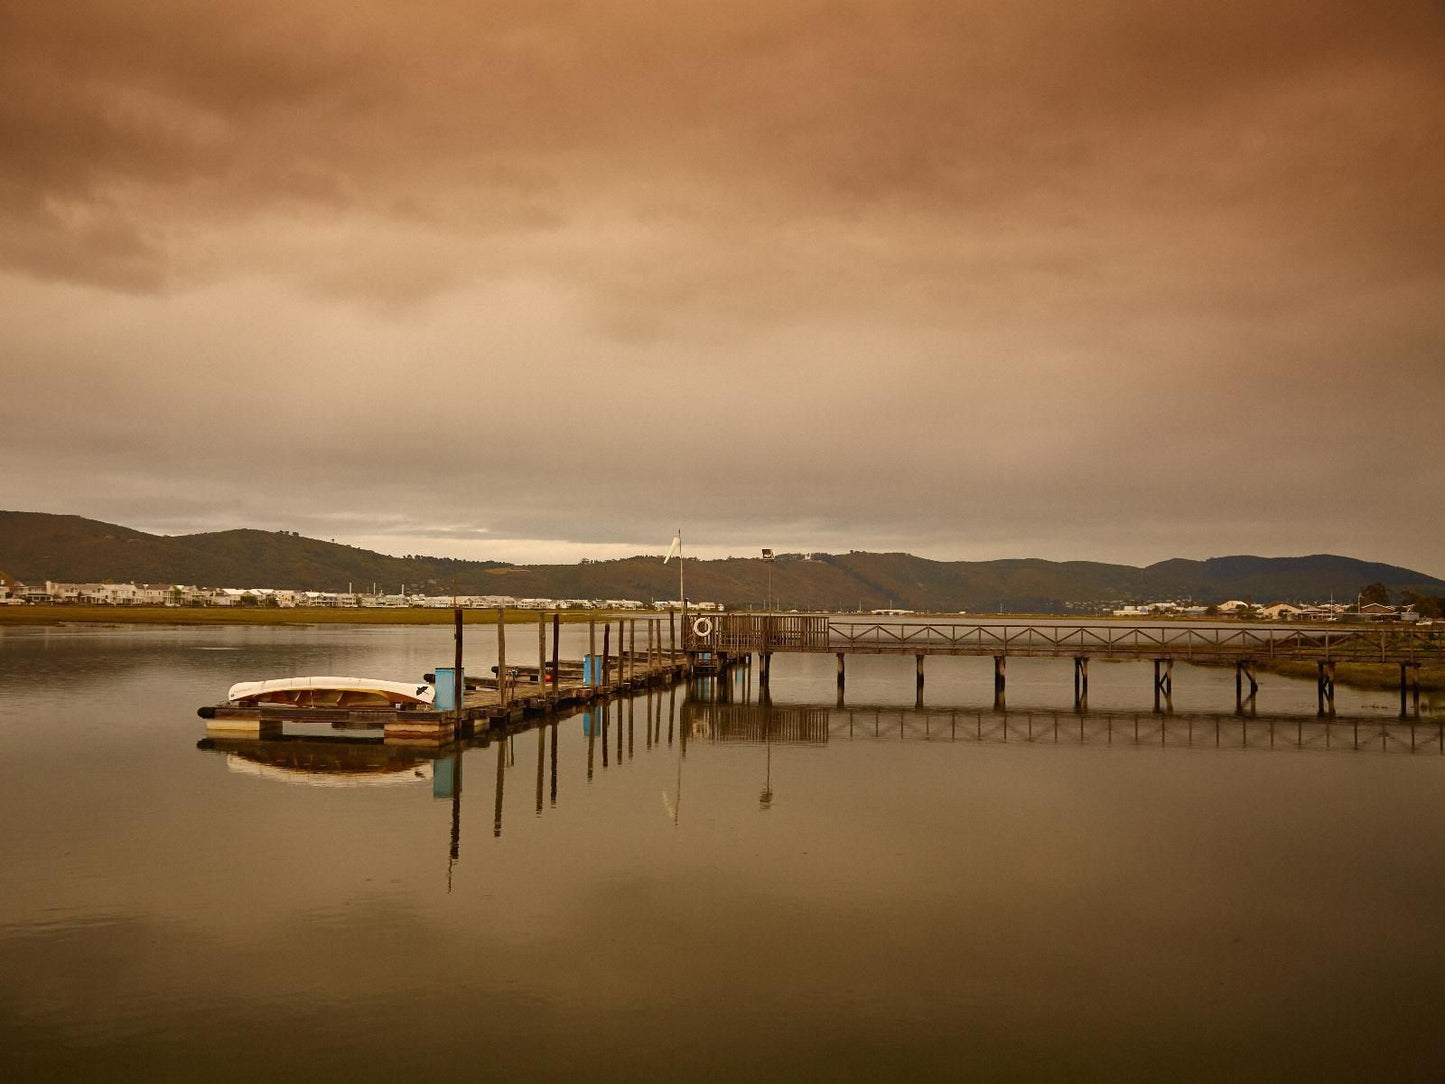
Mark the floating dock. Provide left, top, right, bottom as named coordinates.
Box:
left=198, top=610, right=735, bottom=744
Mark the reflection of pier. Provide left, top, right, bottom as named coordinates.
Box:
left=826, top=706, right=1445, bottom=756
left=197, top=682, right=1443, bottom=891
left=682, top=702, right=829, bottom=744
left=685, top=616, right=1442, bottom=716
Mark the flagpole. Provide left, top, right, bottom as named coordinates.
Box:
left=678, top=528, right=686, bottom=624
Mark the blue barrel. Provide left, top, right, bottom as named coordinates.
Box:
left=582, top=654, right=599, bottom=686
left=434, top=667, right=465, bottom=711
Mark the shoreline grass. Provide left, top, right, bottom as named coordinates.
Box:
left=0, top=605, right=620, bottom=627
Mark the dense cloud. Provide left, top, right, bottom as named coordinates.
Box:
left=1, top=2, right=1442, bottom=569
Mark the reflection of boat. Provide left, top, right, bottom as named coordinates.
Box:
left=200, top=735, right=439, bottom=787
left=225, top=753, right=433, bottom=788
left=227, top=676, right=436, bottom=709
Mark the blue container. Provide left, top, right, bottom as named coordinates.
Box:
left=434, top=667, right=465, bottom=712
left=582, top=654, right=600, bottom=686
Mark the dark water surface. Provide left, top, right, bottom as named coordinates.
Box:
left=3, top=624, right=1444, bottom=1080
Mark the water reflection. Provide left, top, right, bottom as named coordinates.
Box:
left=195, top=679, right=1445, bottom=888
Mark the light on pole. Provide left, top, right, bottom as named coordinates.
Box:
left=762, top=549, right=774, bottom=612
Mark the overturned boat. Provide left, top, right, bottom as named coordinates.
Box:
left=226, top=676, right=436, bottom=710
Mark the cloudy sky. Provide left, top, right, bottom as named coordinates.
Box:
left=2, top=1, right=1442, bottom=572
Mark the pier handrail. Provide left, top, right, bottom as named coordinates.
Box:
left=686, top=615, right=1445, bottom=663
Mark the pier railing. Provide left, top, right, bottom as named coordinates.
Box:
left=685, top=615, right=1445, bottom=663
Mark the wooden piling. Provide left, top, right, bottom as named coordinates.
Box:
left=601, top=624, right=611, bottom=696
left=551, top=612, right=561, bottom=694
left=453, top=607, right=464, bottom=725
left=496, top=607, right=508, bottom=706
left=588, top=618, right=596, bottom=686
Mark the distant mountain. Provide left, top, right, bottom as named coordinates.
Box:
left=3, top=511, right=1442, bottom=611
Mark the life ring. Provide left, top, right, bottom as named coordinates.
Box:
left=692, top=616, right=714, bottom=638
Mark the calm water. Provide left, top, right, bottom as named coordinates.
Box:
left=2, top=623, right=1444, bottom=1080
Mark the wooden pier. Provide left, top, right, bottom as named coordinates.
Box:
left=684, top=615, right=1445, bottom=716
left=198, top=609, right=723, bottom=744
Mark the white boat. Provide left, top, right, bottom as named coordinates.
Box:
left=226, top=676, right=436, bottom=709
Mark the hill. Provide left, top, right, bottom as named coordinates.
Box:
left=3, top=511, right=1442, bottom=612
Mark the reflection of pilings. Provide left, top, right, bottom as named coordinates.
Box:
left=679, top=702, right=831, bottom=743
left=449, top=752, right=462, bottom=864
left=493, top=739, right=506, bottom=838
left=535, top=725, right=545, bottom=814
left=550, top=721, right=558, bottom=806
left=823, top=708, right=1443, bottom=756
left=668, top=683, right=676, bottom=746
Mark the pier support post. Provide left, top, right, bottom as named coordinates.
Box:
left=993, top=655, right=1006, bottom=695
left=453, top=607, right=465, bottom=725
left=551, top=612, right=561, bottom=695
left=760, top=652, right=772, bottom=686
left=1400, top=662, right=1421, bottom=719
left=496, top=607, right=508, bottom=706
left=1073, top=657, right=1089, bottom=711
left=669, top=610, right=678, bottom=666
left=601, top=624, right=611, bottom=696
left=1235, top=660, right=1258, bottom=713
left=837, top=653, right=846, bottom=690
left=916, top=654, right=925, bottom=691
left=588, top=618, right=596, bottom=686
left=1153, top=658, right=1173, bottom=713
left=629, top=620, right=636, bottom=686
left=537, top=613, right=547, bottom=699
left=1317, top=660, right=1336, bottom=716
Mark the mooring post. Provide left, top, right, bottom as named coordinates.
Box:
left=496, top=606, right=508, bottom=706
left=647, top=618, right=656, bottom=679
left=550, top=612, right=561, bottom=695
left=453, top=607, right=465, bottom=725
left=588, top=617, right=596, bottom=687
left=537, top=612, right=547, bottom=699
left=629, top=620, right=636, bottom=686
left=1073, top=657, right=1089, bottom=710
left=1400, top=662, right=1421, bottom=719
left=669, top=609, right=678, bottom=666
left=837, top=652, right=846, bottom=689
left=994, top=655, right=1006, bottom=695
left=916, top=654, right=925, bottom=691
left=1317, top=660, right=1336, bottom=716
left=601, top=623, right=611, bottom=696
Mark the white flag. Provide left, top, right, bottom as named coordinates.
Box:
left=664, top=534, right=681, bottom=563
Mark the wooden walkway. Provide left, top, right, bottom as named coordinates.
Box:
left=683, top=615, right=1444, bottom=715
left=685, top=614, right=1445, bottom=663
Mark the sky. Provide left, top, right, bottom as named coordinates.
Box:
left=2, top=1, right=1442, bottom=573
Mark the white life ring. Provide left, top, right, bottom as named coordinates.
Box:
left=692, top=616, right=714, bottom=637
